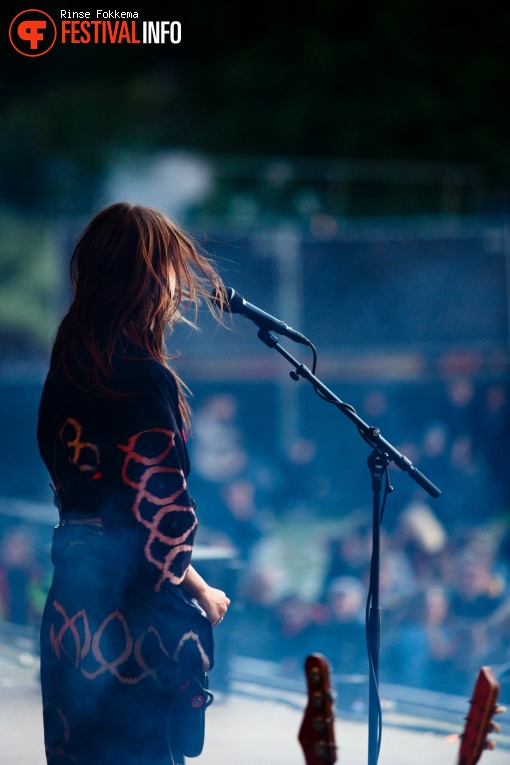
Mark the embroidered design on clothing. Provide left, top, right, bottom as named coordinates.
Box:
left=117, top=428, right=197, bottom=590
left=48, top=600, right=212, bottom=680
left=50, top=601, right=91, bottom=667
left=49, top=600, right=172, bottom=683
left=60, top=418, right=100, bottom=474
left=173, top=630, right=211, bottom=671
left=43, top=703, right=77, bottom=763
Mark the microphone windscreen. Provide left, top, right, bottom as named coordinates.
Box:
left=210, top=286, right=240, bottom=313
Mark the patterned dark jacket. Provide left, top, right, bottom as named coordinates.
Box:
left=37, top=339, right=213, bottom=764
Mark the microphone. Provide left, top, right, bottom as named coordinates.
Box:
left=212, top=287, right=311, bottom=346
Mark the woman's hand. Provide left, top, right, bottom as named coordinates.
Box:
left=195, top=586, right=231, bottom=627
left=182, top=565, right=231, bottom=626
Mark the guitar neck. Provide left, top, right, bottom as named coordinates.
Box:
left=457, top=666, right=504, bottom=765
left=298, top=653, right=337, bottom=765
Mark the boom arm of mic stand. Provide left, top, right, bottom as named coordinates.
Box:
left=257, top=329, right=441, bottom=499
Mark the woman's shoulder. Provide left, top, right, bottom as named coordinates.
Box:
left=112, top=352, right=185, bottom=435
left=119, top=348, right=176, bottom=387
left=111, top=346, right=179, bottom=409
left=41, top=343, right=178, bottom=407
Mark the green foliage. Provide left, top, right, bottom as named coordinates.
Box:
left=0, top=209, right=60, bottom=352
left=1, top=1, right=510, bottom=212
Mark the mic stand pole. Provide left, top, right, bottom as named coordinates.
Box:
left=256, top=329, right=441, bottom=765
left=366, top=448, right=389, bottom=765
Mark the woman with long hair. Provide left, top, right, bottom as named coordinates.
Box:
left=37, top=202, right=230, bottom=765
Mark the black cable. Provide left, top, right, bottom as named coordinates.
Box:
left=365, top=581, right=383, bottom=759
left=307, top=339, right=318, bottom=375
left=364, top=466, right=391, bottom=762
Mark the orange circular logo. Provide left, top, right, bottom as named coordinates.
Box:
left=9, top=9, right=57, bottom=57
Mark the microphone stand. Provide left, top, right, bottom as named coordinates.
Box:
left=256, top=330, right=441, bottom=765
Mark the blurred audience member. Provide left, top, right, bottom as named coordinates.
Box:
left=271, top=593, right=317, bottom=674
left=219, top=477, right=266, bottom=560
left=191, top=393, right=248, bottom=482
left=395, top=501, right=447, bottom=584
left=274, top=436, right=335, bottom=517
left=188, top=393, right=249, bottom=525
left=481, top=383, right=510, bottom=505
left=443, top=377, right=477, bottom=437
left=445, top=435, right=497, bottom=529
left=385, top=584, right=463, bottom=692
left=447, top=547, right=508, bottom=683
left=378, top=549, right=418, bottom=622
left=417, top=420, right=451, bottom=492
left=232, top=570, right=281, bottom=660
left=0, top=526, right=43, bottom=625
left=319, top=516, right=373, bottom=600
left=311, top=576, right=366, bottom=677
left=450, top=547, right=506, bottom=621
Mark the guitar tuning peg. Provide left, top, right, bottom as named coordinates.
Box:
left=312, top=718, right=326, bottom=734
left=488, top=722, right=501, bottom=733
left=483, top=740, right=496, bottom=751
left=314, top=742, right=328, bottom=758
left=495, top=705, right=506, bottom=715
left=308, top=668, right=322, bottom=685
left=311, top=691, right=324, bottom=709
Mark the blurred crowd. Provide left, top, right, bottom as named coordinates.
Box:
left=186, top=378, right=510, bottom=701
left=0, top=375, right=509, bottom=702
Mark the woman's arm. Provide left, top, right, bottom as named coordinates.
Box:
left=182, top=565, right=231, bottom=626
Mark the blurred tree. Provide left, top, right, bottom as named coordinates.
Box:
left=0, top=209, right=59, bottom=356
left=1, top=1, right=510, bottom=212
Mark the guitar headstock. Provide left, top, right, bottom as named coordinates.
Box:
left=298, top=653, right=337, bottom=765
left=458, top=666, right=506, bottom=765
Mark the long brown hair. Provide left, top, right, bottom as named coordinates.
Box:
left=51, top=202, right=226, bottom=431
